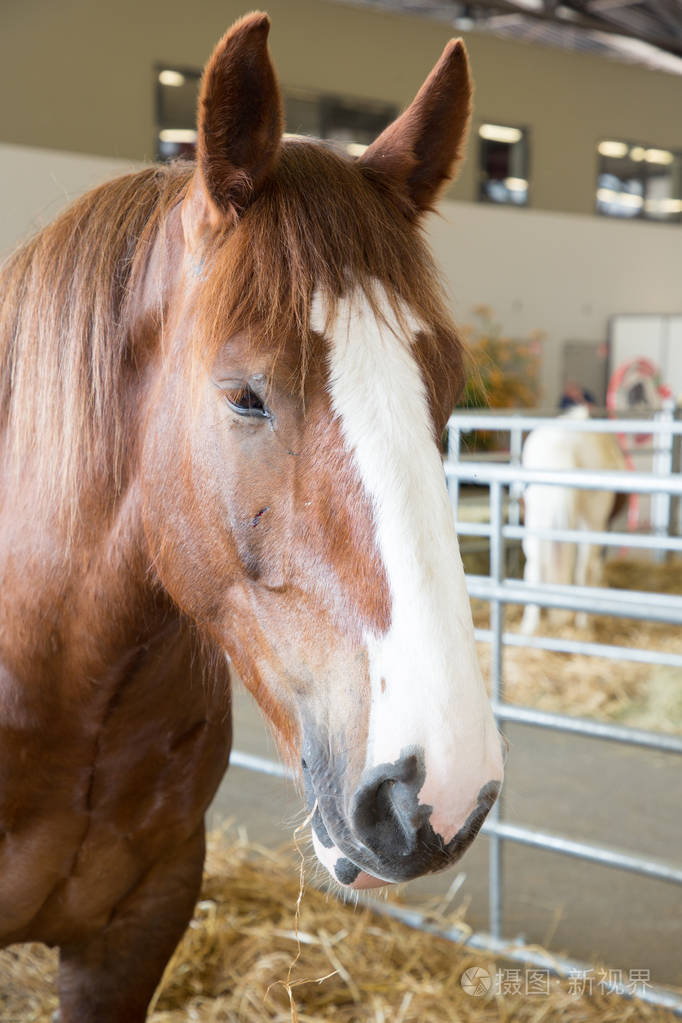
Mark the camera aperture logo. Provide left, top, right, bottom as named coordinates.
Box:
left=461, top=966, right=492, bottom=997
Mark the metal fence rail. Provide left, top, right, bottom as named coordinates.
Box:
left=448, top=461, right=682, bottom=494
left=467, top=575, right=682, bottom=623
left=458, top=520, right=682, bottom=552
left=445, top=410, right=682, bottom=435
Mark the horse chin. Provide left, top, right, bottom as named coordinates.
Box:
left=311, top=828, right=391, bottom=890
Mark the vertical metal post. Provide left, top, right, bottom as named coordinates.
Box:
left=670, top=407, right=682, bottom=549
left=508, top=424, right=523, bottom=577
left=652, top=400, right=675, bottom=563
left=447, top=424, right=461, bottom=519
left=488, top=479, right=506, bottom=940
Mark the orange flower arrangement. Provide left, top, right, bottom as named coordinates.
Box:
left=456, top=306, right=544, bottom=450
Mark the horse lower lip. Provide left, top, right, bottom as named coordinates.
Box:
left=349, top=868, right=392, bottom=890
left=308, top=813, right=386, bottom=886
left=336, top=851, right=394, bottom=888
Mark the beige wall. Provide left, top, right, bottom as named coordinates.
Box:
left=2, top=0, right=682, bottom=216
left=429, top=198, right=682, bottom=402
left=0, top=144, right=141, bottom=255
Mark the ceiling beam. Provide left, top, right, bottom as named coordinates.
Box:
left=569, top=0, right=682, bottom=43
left=457, top=0, right=682, bottom=56
left=642, top=0, right=682, bottom=38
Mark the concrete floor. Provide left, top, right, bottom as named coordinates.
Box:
left=210, top=682, right=682, bottom=989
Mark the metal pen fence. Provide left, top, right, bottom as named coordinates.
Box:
left=229, top=409, right=682, bottom=1016
left=445, top=409, right=682, bottom=1011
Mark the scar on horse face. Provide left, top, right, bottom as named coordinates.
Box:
left=0, top=12, right=503, bottom=1020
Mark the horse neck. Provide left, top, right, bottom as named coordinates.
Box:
left=0, top=466, right=176, bottom=696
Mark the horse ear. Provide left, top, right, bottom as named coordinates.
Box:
left=358, top=39, right=472, bottom=214
left=183, top=12, right=283, bottom=242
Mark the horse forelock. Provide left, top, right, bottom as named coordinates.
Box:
left=193, top=139, right=465, bottom=402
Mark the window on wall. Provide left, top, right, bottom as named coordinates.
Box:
left=596, top=140, right=682, bottom=223
left=155, top=66, right=397, bottom=162
left=284, top=91, right=397, bottom=155
left=478, top=123, right=529, bottom=206
left=156, top=67, right=201, bottom=160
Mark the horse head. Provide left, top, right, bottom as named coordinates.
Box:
left=142, top=12, right=504, bottom=889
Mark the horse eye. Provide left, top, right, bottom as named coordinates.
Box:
left=224, top=386, right=269, bottom=418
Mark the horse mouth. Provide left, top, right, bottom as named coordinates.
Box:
left=302, top=755, right=501, bottom=888
left=310, top=825, right=390, bottom=889
left=302, top=758, right=390, bottom=888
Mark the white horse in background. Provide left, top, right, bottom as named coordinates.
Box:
left=520, top=405, right=627, bottom=635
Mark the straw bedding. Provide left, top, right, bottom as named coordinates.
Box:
left=1, top=828, right=678, bottom=1022
left=473, top=558, right=682, bottom=732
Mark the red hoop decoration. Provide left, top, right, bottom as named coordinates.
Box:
left=606, top=357, right=671, bottom=534
left=608, top=359, right=650, bottom=532
left=607, top=357, right=667, bottom=444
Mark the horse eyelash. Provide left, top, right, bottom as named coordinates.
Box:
left=213, top=379, right=271, bottom=420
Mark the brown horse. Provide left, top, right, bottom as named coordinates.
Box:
left=0, top=13, right=503, bottom=1020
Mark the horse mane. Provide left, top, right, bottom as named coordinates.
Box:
left=0, top=141, right=463, bottom=535
left=0, top=163, right=192, bottom=532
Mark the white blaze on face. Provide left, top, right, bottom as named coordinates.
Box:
left=311, top=285, right=502, bottom=843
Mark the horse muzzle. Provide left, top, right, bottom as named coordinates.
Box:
left=302, top=746, right=501, bottom=889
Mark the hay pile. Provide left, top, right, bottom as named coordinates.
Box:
left=473, top=558, right=682, bottom=732
left=1, top=829, right=679, bottom=1022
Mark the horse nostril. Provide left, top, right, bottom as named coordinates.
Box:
left=351, top=752, right=429, bottom=860
left=375, top=778, right=419, bottom=854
